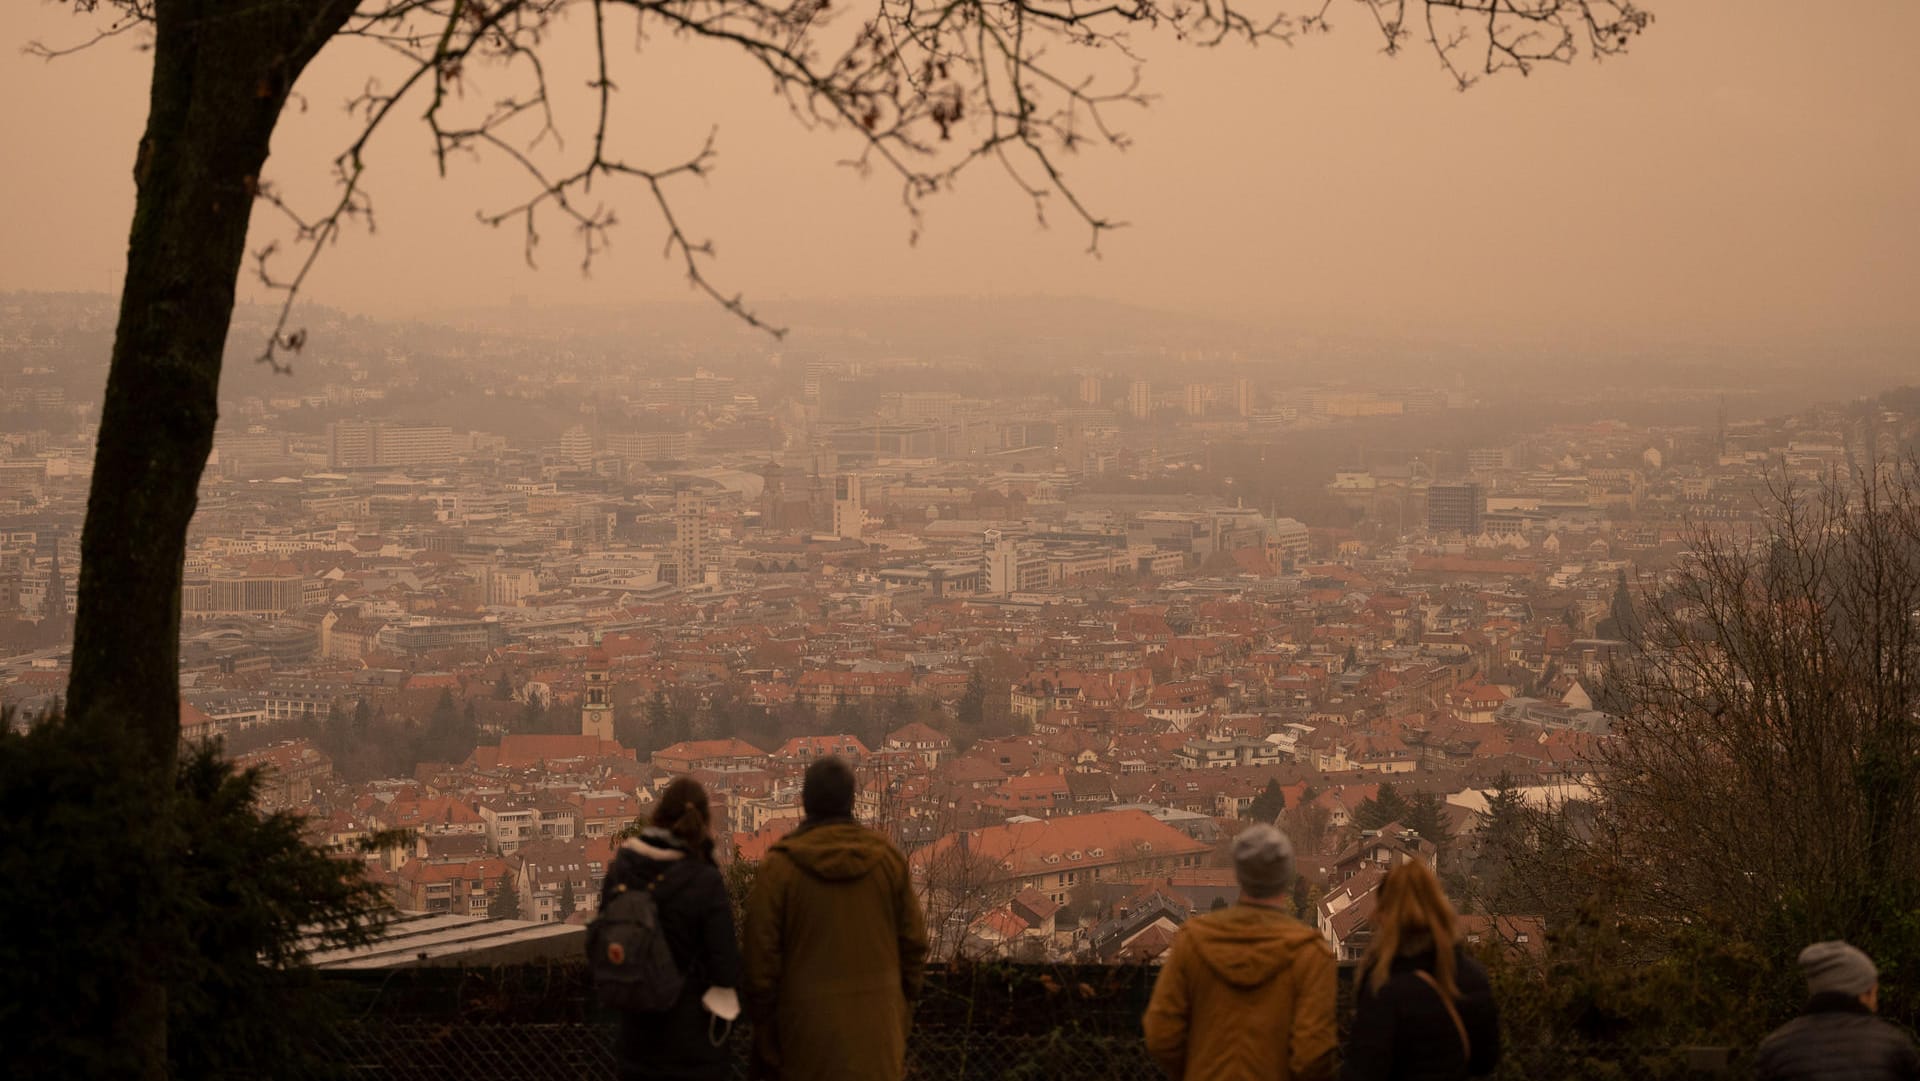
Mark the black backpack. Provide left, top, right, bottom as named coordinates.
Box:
left=586, top=870, right=684, bottom=1013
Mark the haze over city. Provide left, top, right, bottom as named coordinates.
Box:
left=4, top=0, right=1919, bottom=348
left=5, top=2, right=1920, bottom=1080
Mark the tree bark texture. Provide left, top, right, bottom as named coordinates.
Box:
left=65, top=1, right=353, bottom=1075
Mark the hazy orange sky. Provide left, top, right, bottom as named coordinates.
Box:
left=3, top=1, right=1918, bottom=348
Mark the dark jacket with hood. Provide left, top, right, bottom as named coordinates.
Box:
left=1341, top=944, right=1499, bottom=1081
left=1754, top=994, right=1920, bottom=1081
left=1142, top=902, right=1338, bottom=1081
left=599, top=828, right=741, bottom=1081
left=741, top=818, right=929, bottom=1081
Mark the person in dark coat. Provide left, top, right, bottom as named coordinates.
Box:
left=1341, top=861, right=1499, bottom=1081
left=600, top=776, right=742, bottom=1081
left=1754, top=941, right=1919, bottom=1081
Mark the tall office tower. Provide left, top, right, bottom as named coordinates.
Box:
left=804, top=359, right=829, bottom=406
left=371, top=424, right=454, bottom=466
left=1078, top=372, right=1102, bottom=406
left=1184, top=383, right=1207, bottom=417
left=673, top=489, right=711, bottom=585
left=1236, top=378, right=1254, bottom=417
left=1466, top=446, right=1514, bottom=472
left=580, top=652, right=615, bottom=741
left=1426, top=483, right=1485, bottom=535
left=326, top=420, right=377, bottom=468
left=559, top=425, right=593, bottom=466
left=832, top=474, right=865, bottom=540
left=1128, top=380, right=1153, bottom=420
left=327, top=421, right=454, bottom=468
left=983, top=530, right=1020, bottom=596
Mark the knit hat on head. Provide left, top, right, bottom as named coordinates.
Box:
left=1232, top=824, right=1296, bottom=898
left=1799, top=940, right=1878, bottom=997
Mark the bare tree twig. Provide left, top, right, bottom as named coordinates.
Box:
left=47, top=0, right=1651, bottom=362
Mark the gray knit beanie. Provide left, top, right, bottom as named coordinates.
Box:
left=1799, top=940, right=1878, bottom=997
left=1233, top=824, right=1296, bottom=898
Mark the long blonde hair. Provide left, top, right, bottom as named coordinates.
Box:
left=1362, top=860, right=1462, bottom=996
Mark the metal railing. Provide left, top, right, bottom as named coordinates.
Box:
left=285, top=963, right=1751, bottom=1081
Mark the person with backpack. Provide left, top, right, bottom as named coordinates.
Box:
left=593, top=776, right=741, bottom=1081
left=742, top=756, right=929, bottom=1081
left=1341, top=860, right=1499, bottom=1081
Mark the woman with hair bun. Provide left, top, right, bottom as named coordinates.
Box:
left=601, top=776, right=741, bottom=1081
left=1341, top=860, right=1500, bottom=1081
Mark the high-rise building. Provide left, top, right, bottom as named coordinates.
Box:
left=326, top=421, right=454, bottom=468
left=1184, top=384, right=1207, bottom=417
left=37, top=547, right=70, bottom=632
left=605, top=431, right=692, bottom=463
left=558, top=425, right=593, bottom=466
left=378, top=424, right=453, bottom=466
left=1235, top=378, right=1255, bottom=418
left=673, top=489, right=712, bottom=585
left=485, top=563, right=539, bottom=606
left=1078, top=372, right=1102, bottom=406
left=326, top=420, right=377, bottom=468
left=1128, top=380, right=1153, bottom=420
left=190, top=569, right=304, bottom=618
left=884, top=392, right=962, bottom=422
left=832, top=474, right=865, bottom=540
left=1427, top=483, right=1484, bottom=535
left=1466, top=446, right=1514, bottom=472
left=983, top=530, right=1019, bottom=596
left=671, top=369, right=734, bottom=409
left=803, top=359, right=829, bottom=406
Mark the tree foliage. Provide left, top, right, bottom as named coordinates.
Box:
left=1279, top=787, right=1335, bottom=857
left=648, top=688, right=693, bottom=750
left=1498, top=463, right=1920, bottom=1032
left=1460, top=772, right=1530, bottom=915
left=1291, top=876, right=1315, bottom=922
left=489, top=870, right=521, bottom=920
left=0, top=713, right=396, bottom=1079
left=1400, top=790, right=1453, bottom=853
left=1351, top=782, right=1411, bottom=832
left=1245, top=778, right=1287, bottom=823
left=419, top=687, right=478, bottom=764
left=958, top=665, right=988, bottom=728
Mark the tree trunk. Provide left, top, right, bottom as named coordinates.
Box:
left=64, top=1, right=353, bottom=1074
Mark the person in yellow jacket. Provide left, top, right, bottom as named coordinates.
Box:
left=1143, top=824, right=1337, bottom=1081
left=742, top=757, right=929, bottom=1081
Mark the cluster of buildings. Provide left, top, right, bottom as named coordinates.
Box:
left=5, top=292, right=1917, bottom=965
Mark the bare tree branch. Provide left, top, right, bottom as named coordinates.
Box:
left=50, top=0, right=1652, bottom=362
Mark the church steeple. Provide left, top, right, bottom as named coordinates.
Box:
left=38, top=546, right=69, bottom=625
left=581, top=650, right=615, bottom=742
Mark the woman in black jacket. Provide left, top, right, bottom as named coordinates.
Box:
left=600, top=776, right=742, bottom=1081
left=1341, top=860, right=1500, bottom=1081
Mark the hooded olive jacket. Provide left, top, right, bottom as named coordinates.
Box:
left=741, top=821, right=930, bottom=1081
left=1143, top=904, right=1339, bottom=1081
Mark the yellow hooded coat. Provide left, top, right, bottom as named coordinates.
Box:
left=1142, top=904, right=1338, bottom=1081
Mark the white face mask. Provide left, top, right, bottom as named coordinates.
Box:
left=702, top=986, right=741, bottom=1021
left=703, top=987, right=741, bottom=1047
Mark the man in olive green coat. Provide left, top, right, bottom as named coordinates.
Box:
left=743, top=757, right=930, bottom=1081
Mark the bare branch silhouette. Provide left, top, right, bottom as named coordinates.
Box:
left=43, top=0, right=1647, bottom=367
